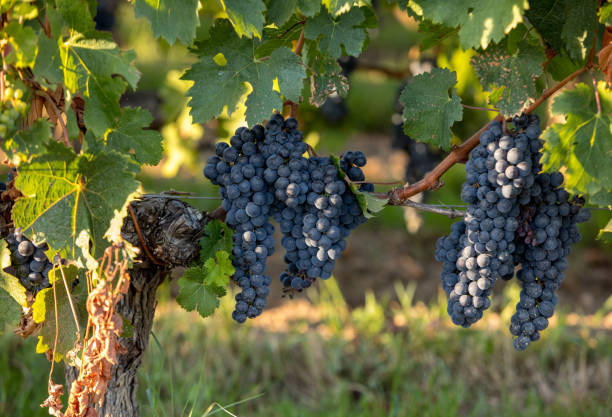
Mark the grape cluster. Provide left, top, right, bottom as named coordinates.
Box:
left=204, top=114, right=372, bottom=322
left=204, top=125, right=278, bottom=323
left=506, top=114, right=591, bottom=349
left=435, top=114, right=590, bottom=349
left=5, top=229, right=53, bottom=293
left=279, top=152, right=370, bottom=291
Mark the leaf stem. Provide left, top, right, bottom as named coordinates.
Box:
left=592, top=73, right=602, bottom=115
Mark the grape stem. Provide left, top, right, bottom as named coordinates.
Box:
left=386, top=65, right=589, bottom=205
left=461, top=104, right=498, bottom=112
left=399, top=199, right=465, bottom=218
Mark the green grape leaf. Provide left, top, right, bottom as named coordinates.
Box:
left=546, top=51, right=583, bottom=82
left=550, top=82, right=612, bottom=185
left=177, top=251, right=234, bottom=318
left=418, top=20, right=459, bottom=51
left=600, top=2, right=612, bottom=25
left=298, top=0, right=321, bottom=16
left=415, top=0, right=528, bottom=49
left=32, top=265, right=87, bottom=362
left=471, top=40, right=545, bottom=116
left=598, top=218, right=612, bottom=241
left=360, top=192, right=388, bottom=219
left=83, top=76, right=126, bottom=138
left=266, top=0, right=298, bottom=26
left=524, top=0, right=566, bottom=53
left=3, top=119, right=52, bottom=160
left=59, top=35, right=140, bottom=95
left=56, top=0, right=96, bottom=34
left=323, top=0, right=370, bottom=15
left=304, top=7, right=366, bottom=58
left=303, top=42, right=349, bottom=106
left=199, top=220, right=234, bottom=263
left=255, top=17, right=302, bottom=59
left=33, top=35, right=63, bottom=86
left=219, top=0, right=266, bottom=38
left=203, top=251, right=234, bottom=288
left=106, top=107, right=164, bottom=165
left=183, top=20, right=306, bottom=126
left=561, top=0, right=597, bottom=61
left=12, top=145, right=139, bottom=259
left=0, top=286, right=21, bottom=334
left=398, top=67, right=463, bottom=150
left=3, top=22, right=38, bottom=68
left=134, top=0, right=199, bottom=45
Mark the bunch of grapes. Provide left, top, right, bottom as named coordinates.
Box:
left=204, top=114, right=372, bottom=322
left=279, top=152, right=370, bottom=292
left=204, top=125, right=277, bottom=323
left=5, top=229, right=53, bottom=293
left=435, top=113, right=590, bottom=349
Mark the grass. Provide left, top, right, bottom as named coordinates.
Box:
left=1, top=278, right=611, bottom=416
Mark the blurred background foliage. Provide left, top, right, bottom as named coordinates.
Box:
left=1, top=1, right=611, bottom=416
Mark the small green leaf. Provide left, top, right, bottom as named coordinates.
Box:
left=203, top=251, right=234, bottom=288
left=13, top=145, right=139, bottom=259
left=134, top=0, right=199, bottom=45
left=219, top=0, right=266, bottom=38
left=199, top=220, right=234, bottom=263
left=4, top=22, right=38, bottom=68
left=360, top=192, right=388, bottom=219
left=304, top=7, right=366, bottom=58
left=106, top=107, right=164, bottom=165
left=177, top=268, right=222, bottom=318
left=32, top=266, right=87, bottom=362
left=399, top=67, right=463, bottom=150
left=176, top=250, right=234, bottom=319
left=471, top=40, right=545, bottom=116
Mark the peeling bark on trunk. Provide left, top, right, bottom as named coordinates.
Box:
left=66, top=197, right=205, bottom=417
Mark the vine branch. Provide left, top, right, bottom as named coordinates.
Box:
left=386, top=65, right=589, bottom=205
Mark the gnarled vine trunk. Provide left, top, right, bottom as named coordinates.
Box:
left=66, top=197, right=205, bottom=417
